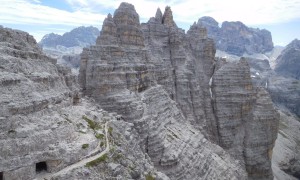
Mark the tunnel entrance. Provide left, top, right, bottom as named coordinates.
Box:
left=36, top=162, right=47, bottom=173
left=0, top=171, right=3, bottom=180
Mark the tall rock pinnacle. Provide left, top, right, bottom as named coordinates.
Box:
left=155, top=8, right=163, bottom=23
left=96, top=2, right=145, bottom=47
left=162, top=6, right=177, bottom=28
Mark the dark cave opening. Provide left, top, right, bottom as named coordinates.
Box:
left=0, top=171, right=3, bottom=180
left=36, top=161, right=47, bottom=173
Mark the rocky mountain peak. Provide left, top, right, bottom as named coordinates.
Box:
left=197, top=16, right=219, bottom=27
left=275, top=39, right=300, bottom=81
left=39, top=26, right=99, bottom=48
left=286, top=38, right=300, bottom=49
left=155, top=8, right=163, bottom=22
left=187, top=22, right=207, bottom=39
left=113, top=2, right=140, bottom=26
left=107, top=13, right=113, bottom=20
left=162, top=6, right=177, bottom=28
left=197, top=16, right=273, bottom=56
left=106, top=2, right=145, bottom=47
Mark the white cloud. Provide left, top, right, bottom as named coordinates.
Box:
left=0, top=0, right=105, bottom=26
left=1, top=0, right=300, bottom=42
left=63, top=0, right=300, bottom=26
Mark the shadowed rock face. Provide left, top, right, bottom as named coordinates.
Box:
left=197, top=16, right=273, bottom=56
left=275, top=39, right=300, bottom=80
left=212, top=59, right=279, bottom=180
left=80, top=3, right=279, bottom=180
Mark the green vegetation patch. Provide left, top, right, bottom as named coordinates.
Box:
left=82, top=144, right=89, bottom=149
left=112, top=153, right=123, bottom=162
left=108, top=127, right=113, bottom=135
left=100, top=141, right=105, bottom=147
left=82, top=115, right=101, bottom=130
left=145, top=172, right=155, bottom=180
left=95, top=133, right=105, bottom=139
left=86, top=153, right=108, bottom=167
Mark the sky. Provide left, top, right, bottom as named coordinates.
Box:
left=1, top=0, right=300, bottom=46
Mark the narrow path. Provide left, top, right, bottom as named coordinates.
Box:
left=35, top=121, right=110, bottom=180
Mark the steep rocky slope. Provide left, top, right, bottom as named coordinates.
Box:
left=198, top=16, right=273, bottom=56
left=272, top=109, right=300, bottom=180
left=0, top=26, right=169, bottom=180
left=275, top=39, right=300, bottom=80
left=80, top=3, right=279, bottom=180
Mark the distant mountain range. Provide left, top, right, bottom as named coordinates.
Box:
left=198, top=16, right=273, bottom=56
left=39, top=26, right=99, bottom=48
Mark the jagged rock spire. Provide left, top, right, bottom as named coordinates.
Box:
left=96, top=2, right=144, bottom=47
left=155, top=8, right=163, bottom=23
left=96, top=13, right=117, bottom=45
left=113, top=2, right=140, bottom=26
left=162, top=6, right=177, bottom=28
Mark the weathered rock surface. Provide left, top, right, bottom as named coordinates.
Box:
left=198, top=16, right=274, bottom=56
left=232, top=56, right=300, bottom=179
left=275, top=39, right=300, bottom=80
left=0, top=3, right=280, bottom=180
left=272, top=108, right=300, bottom=180
left=0, top=26, right=165, bottom=180
left=212, top=59, right=279, bottom=180
left=0, top=26, right=86, bottom=179
left=80, top=3, right=279, bottom=179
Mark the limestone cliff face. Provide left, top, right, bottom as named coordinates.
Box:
left=0, top=26, right=85, bottom=179
left=0, top=26, right=79, bottom=118
left=212, top=59, right=279, bottom=180
left=80, top=2, right=279, bottom=179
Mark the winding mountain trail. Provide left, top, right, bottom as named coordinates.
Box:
left=35, top=121, right=110, bottom=180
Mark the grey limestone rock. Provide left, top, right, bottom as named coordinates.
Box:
left=80, top=3, right=279, bottom=180
left=0, top=2, right=280, bottom=180
left=212, top=58, right=279, bottom=180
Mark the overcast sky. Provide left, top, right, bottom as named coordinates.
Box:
left=1, top=0, right=300, bottom=46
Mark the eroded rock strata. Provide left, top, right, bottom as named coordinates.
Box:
left=80, top=2, right=279, bottom=180
left=0, top=2, right=279, bottom=180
